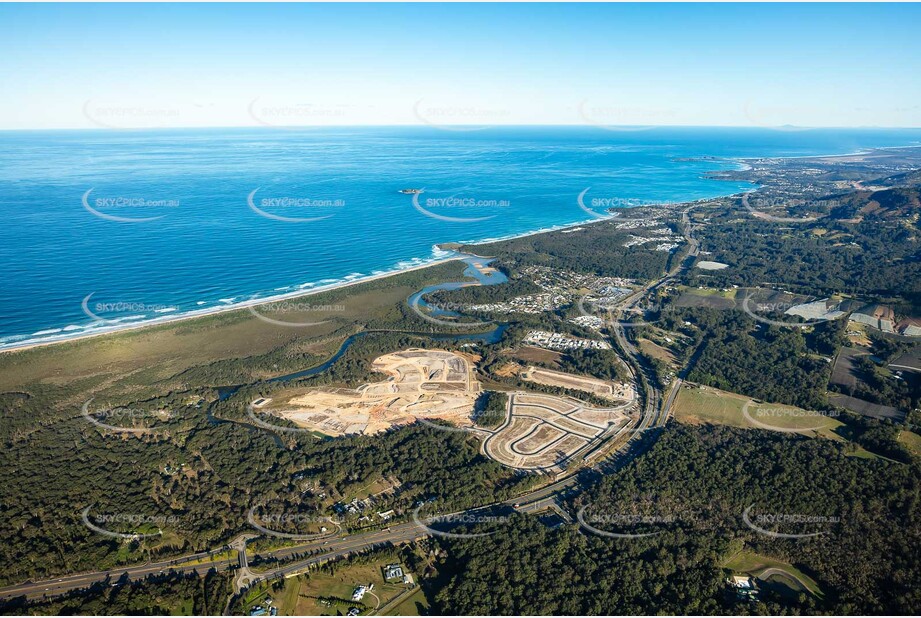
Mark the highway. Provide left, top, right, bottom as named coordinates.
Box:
left=0, top=555, right=237, bottom=601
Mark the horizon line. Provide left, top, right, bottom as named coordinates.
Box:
left=3, top=123, right=921, bottom=133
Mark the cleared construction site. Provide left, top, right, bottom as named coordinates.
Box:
left=267, top=349, right=481, bottom=436
left=520, top=365, right=635, bottom=400
left=483, top=392, right=633, bottom=473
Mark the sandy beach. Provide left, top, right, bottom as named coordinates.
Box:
left=0, top=257, right=461, bottom=355
left=0, top=215, right=615, bottom=356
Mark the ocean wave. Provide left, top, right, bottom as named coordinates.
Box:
left=110, top=315, right=147, bottom=323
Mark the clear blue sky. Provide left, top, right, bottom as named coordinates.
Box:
left=1, top=2, right=919, bottom=129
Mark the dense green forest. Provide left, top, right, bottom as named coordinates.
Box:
left=474, top=391, right=508, bottom=428
left=464, top=218, right=676, bottom=281
left=432, top=424, right=921, bottom=615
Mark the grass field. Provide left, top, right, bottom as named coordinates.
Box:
left=723, top=548, right=823, bottom=599
left=673, top=286, right=739, bottom=311
left=510, top=345, right=563, bottom=367
left=673, top=384, right=888, bottom=458
left=242, top=559, right=416, bottom=616
left=682, top=286, right=738, bottom=299
left=383, top=587, right=431, bottom=616
left=673, top=384, right=846, bottom=438
left=897, top=429, right=921, bottom=457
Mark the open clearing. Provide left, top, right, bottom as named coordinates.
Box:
left=264, top=349, right=636, bottom=473
left=826, top=348, right=906, bottom=421
left=898, top=430, right=921, bottom=457
left=484, top=392, right=631, bottom=473
left=638, top=338, right=678, bottom=367
left=520, top=366, right=634, bottom=401
left=266, top=349, right=480, bottom=436
left=509, top=345, right=564, bottom=367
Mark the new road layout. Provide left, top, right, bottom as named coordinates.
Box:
left=0, top=210, right=698, bottom=605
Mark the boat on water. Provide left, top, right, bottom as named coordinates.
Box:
left=399, top=188, right=424, bottom=194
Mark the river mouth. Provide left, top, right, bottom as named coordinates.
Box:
left=213, top=253, right=510, bottom=405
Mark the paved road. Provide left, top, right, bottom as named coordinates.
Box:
left=231, top=534, right=258, bottom=594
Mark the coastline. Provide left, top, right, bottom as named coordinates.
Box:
left=736, top=143, right=921, bottom=162
left=0, top=216, right=610, bottom=356
left=4, top=140, right=918, bottom=356
left=0, top=213, right=632, bottom=354
left=0, top=257, right=460, bottom=355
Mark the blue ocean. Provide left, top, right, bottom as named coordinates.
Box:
left=1, top=126, right=920, bottom=349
